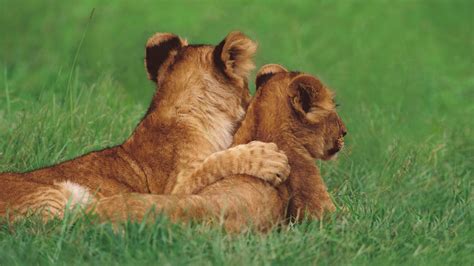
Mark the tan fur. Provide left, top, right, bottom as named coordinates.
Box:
left=0, top=180, right=91, bottom=221
left=92, top=66, right=347, bottom=232
left=0, top=33, right=289, bottom=220
left=172, top=141, right=290, bottom=194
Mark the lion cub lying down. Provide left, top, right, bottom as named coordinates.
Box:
left=93, top=65, right=347, bottom=231
left=0, top=32, right=289, bottom=220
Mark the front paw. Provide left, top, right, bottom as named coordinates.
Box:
left=245, top=141, right=291, bottom=186
left=309, top=198, right=336, bottom=220
left=321, top=198, right=336, bottom=213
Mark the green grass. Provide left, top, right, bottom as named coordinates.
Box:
left=0, top=0, right=473, bottom=264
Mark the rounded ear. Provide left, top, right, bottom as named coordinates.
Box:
left=213, top=31, right=258, bottom=84
left=255, top=64, right=287, bottom=89
left=288, top=75, right=333, bottom=123
left=145, top=33, right=187, bottom=83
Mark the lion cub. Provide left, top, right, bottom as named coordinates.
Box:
left=92, top=65, right=347, bottom=231
left=0, top=32, right=289, bottom=220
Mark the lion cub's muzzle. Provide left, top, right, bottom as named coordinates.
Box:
left=335, top=119, right=347, bottom=152
left=327, top=124, right=347, bottom=158
left=327, top=137, right=343, bottom=156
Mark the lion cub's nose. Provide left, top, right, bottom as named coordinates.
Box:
left=341, top=124, right=347, bottom=137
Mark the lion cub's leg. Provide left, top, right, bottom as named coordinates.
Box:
left=1, top=180, right=93, bottom=221
left=171, top=141, right=290, bottom=194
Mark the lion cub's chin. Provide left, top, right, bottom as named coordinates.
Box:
left=322, top=154, right=335, bottom=161
left=323, top=146, right=343, bottom=160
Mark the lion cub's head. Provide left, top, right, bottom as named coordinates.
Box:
left=253, top=64, right=347, bottom=160
left=144, top=31, right=257, bottom=117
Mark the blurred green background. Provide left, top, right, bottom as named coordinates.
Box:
left=0, top=0, right=472, bottom=265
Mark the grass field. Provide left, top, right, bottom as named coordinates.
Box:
left=0, top=0, right=473, bottom=264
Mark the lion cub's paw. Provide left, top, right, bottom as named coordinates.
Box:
left=244, top=141, right=291, bottom=186
left=322, top=198, right=336, bottom=213
left=309, top=196, right=336, bottom=220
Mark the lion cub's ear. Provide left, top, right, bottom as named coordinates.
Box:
left=288, top=75, right=333, bottom=123
left=214, top=31, right=258, bottom=84
left=145, top=33, right=187, bottom=83
left=255, top=64, right=287, bottom=89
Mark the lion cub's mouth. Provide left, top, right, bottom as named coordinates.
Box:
left=326, top=137, right=344, bottom=159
